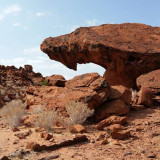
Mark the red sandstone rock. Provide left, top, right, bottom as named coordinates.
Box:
left=137, top=87, right=153, bottom=107
left=26, top=73, right=110, bottom=114
left=97, top=115, right=127, bottom=130
left=26, top=142, right=41, bottom=150
left=137, top=70, right=160, bottom=92
left=95, top=99, right=129, bottom=121
left=24, top=65, right=33, bottom=73
left=41, top=23, right=160, bottom=88
left=46, top=74, right=66, bottom=87
left=0, top=65, right=43, bottom=107
left=108, top=85, right=132, bottom=104
left=107, top=124, right=130, bottom=140
left=69, top=124, right=86, bottom=133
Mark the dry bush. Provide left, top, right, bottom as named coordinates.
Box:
left=0, top=100, right=26, bottom=128
left=131, top=89, right=138, bottom=102
left=65, top=101, right=94, bottom=125
left=34, top=109, right=64, bottom=132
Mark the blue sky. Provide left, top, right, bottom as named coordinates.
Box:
left=0, top=0, right=160, bottom=79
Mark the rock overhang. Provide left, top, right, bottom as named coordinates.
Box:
left=40, top=23, right=160, bottom=88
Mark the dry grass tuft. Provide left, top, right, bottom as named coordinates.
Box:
left=65, top=101, right=94, bottom=125
left=0, top=100, right=26, bottom=128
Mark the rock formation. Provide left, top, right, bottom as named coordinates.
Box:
left=26, top=73, right=110, bottom=115
left=0, top=65, right=43, bottom=107
left=41, top=23, right=160, bottom=88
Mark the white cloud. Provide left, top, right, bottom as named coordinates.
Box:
left=36, top=12, right=49, bottom=17
left=3, top=4, right=22, bottom=15
left=23, top=47, right=41, bottom=55
left=0, top=46, right=105, bottom=79
left=13, top=22, right=21, bottom=27
left=86, top=19, right=97, bottom=26
left=0, top=4, right=22, bottom=21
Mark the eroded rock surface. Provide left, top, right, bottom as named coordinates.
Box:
left=41, top=23, right=160, bottom=88
left=0, top=65, right=43, bottom=107
left=26, top=73, right=110, bottom=114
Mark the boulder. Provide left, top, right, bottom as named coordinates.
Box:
left=95, top=99, right=129, bottom=121
left=108, top=85, right=132, bottom=104
left=97, top=115, right=127, bottom=130
left=26, top=73, right=110, bottom=114
left=137, top=69, right=160, bottom=93
left=137, top=87, right=153, bottom=107
left=41, top=23, right=160, bottom=88
left=107, top=124, right=130, bottom=140
left=69, top=124, right=86, bottom=133
left=24, top=65, right=33, bottom=73
left=46, top=74, right=66, bottom=87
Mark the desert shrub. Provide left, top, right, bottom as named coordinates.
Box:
left=34, top=109, right=64, bottom=132
left=131, top=89, right=138, bottom=102
left=65, top=101, right=94, bottom=125
left=39, top=79, right=49, bottom=86
left=0, top=100, right=26, bottom=128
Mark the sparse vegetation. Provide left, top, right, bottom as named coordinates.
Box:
left=0, top=100, right=26, bottom=129
left=39, top=79, right=49, bottom=86
left=34, top=108, right=65, bottom=132
left=65, top=101, right=94, bottom=125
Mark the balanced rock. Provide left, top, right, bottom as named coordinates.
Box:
left=41, top=23, right=160, bottom=88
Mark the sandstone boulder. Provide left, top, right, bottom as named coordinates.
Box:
left=108, top=85, right=132, bottom=104
left=107, top=124, right=130, bottom=140
left=26, top=73, right=110, bottom=114
left=46, top=74, right=66, bottom=87
left=24, top=65, right=33, bottom=73
left=137, top=87, right=153, bottom=107
left=137, top=69, right=160, bottom=93
left=97, top=115, right=127, bottom=130
left=69, top=124, right=86, bottom=133
left=95, top=99, right=129, bottom=121
left=41, top=23, right=160, bottom=88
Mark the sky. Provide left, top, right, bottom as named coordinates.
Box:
left=0, top=0, right=160, bottom=79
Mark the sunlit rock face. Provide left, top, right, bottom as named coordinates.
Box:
left=41, top=23, right=160, bottom=88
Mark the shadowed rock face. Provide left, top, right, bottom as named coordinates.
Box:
left=41, top=23, right=160, bottom=88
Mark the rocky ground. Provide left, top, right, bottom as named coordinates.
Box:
left=0, top=105, right=159, bottom=160
left=1, top=23, right=160, bottom=160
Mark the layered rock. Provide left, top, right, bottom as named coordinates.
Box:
left=41, top=23, right=160, bottom=88
left=26, top=73, right=110, bottom=115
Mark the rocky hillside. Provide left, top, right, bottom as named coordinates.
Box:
left=0, top=65, right=43, bottom=107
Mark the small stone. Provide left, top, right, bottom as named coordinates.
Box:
left=100, top=139, right=108, bottom=145
left=96, top=133, right=106, bottom=141
left=1, top=156, right=10, bottom=160
left=41, top=132, right=53, bottom=140
left=12, top=127, right=20, bottom=132
left=124, top=152, right=132, bottom=156
left=69, top=124, right=86, bottom=133
left=26, top=142, right=41, bottom=151
left=107, top=124, right=130, bottom=140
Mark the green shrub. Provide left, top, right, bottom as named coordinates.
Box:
left=39, top=79, right=49, bottom=86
